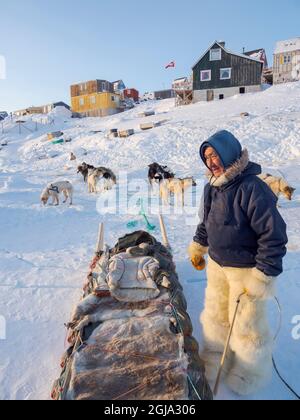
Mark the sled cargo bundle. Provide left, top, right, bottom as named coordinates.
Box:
left=51, top=230, right=213, bottom=401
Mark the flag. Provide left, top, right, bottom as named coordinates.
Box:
left=165, top=61, right=175, bottom=69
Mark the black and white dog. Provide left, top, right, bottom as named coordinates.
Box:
left=77, top=162, right=95, bottom=183
left=148, top=162, right=175, bottom=188
left=87, top=167, right=117, bottom=193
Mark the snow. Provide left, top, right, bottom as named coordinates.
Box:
left=1, top=83, right=300, bottom=400
left=48, top=106, right=72, bottom=120
left=275, top=38, right=300, bottom=54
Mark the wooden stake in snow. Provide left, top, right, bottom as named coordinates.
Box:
left=159, top=214, right=171, bottom=250
left=95, top=223, right=104, bottom=254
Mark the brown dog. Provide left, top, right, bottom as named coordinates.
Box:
left=258, top=174, right=296, bottom=201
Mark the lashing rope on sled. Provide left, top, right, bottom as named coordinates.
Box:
left=58, top=257, right=204, bottom=399
left=53, top=219, right=212, bottom=401
left=60, top=297, right=202, bottom=401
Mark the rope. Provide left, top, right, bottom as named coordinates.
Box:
left=169, top=287, right=202, bottom=400
left=272, top=297, right=300, bottom=400
left=112, top=365, right=181, bottom=401
left=272, top=357, right=300, bottom=400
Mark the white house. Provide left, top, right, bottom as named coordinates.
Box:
left=273, top=38, right=300, bottom=84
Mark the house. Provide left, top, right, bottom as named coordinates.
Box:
left=112, top=80, right=126, bottom=94
left=172, top=77, right=192, bottom=90
left=42, top=102, right=70, bottom=114
left=273, top=38, right=300, bottom=84
left=192, top=41, right=264, bottom=102
left=172, top=77, right=193, bottom=106
left=0, top=111, right=8, bottom=121
left=154, top=89, right=175, bottom=100
left=70, top=79, right=122, bottom=117
left=142, top=92, right=155, bottom=101
left=15, top=106, right=43, bottom=117
left=14, top=102, right=70, bottom=117
left=123, top=88, right=139, bottom=102
left=244, top=49, right=268, bottom=68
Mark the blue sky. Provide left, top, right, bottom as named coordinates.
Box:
left=0, top=0, right=299, bottom=111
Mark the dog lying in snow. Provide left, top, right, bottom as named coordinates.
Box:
left=148, top=163, right=175, bottom=188
left=88, top=167, right=117, bottom=193
left=41, top=181, right=73, bottom=206
left=159, top=177, right=197, bottom=205
left=258, top=174, right=296, bottom=201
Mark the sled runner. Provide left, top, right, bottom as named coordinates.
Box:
left=51, top=224, right=213, bottom=401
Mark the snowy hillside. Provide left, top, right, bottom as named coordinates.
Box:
left=0, top=83, right=300, bottom=400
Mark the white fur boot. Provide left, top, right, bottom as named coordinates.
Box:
left=200, top=258, right=232, bottom=382
left=224, top=267, right=274, bottom=395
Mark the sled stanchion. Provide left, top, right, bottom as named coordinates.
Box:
left=213, top=292, right=246, bottom=397
left=95, top=223, right=104, bottom=254
left=159, top=214, right=171, bottom=250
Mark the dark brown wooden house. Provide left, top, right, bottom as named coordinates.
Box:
left=192, top=41, right=263, bottom=102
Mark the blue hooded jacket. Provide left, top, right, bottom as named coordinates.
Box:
left=194, top=131, right=288, bottom=277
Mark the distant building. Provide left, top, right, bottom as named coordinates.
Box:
left=0, top=111, right=8, bottom=121
left=70, top=80, right=122, bottom=118
left=172, top=77, right=193, bottom=106
left=273, top=38, right=300, bottom=84
left=142, top=92, right=155, bottom=101
left=172, top=77, right=192, bottom=90
left=124, top=88, right=139, bottom=102
left=42, top=102, right=70, bottom=114
left=192, top=41, right=264, bottom=102
left=112, top=80, right=126, bottom=94
left=15, top=102, right=70, bottom=117
left=244, top=48, right=268, bottom=68
left=154, top=89, right=175, bottom=100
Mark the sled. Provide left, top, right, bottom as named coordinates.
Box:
left=139, top=111, right=156, bottom=118
left=118, top=129, right=135, bottom=138
left=140, top=123, right=155, bottom=131
left=51, top=221, right=213, bottom=401
left=47, top=131, right=64, bottom=141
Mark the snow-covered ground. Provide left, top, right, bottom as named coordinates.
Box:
left=0, top=83, right=300, bottom=400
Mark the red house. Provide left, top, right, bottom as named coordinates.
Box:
left=123, top=88, right=139, bottom=102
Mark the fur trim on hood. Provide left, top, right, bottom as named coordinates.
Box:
left=208, top=149, right=249, bottom=187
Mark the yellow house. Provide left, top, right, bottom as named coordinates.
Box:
left=71, top=80, right=122, bottom=117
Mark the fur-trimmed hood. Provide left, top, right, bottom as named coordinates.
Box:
left=207, top=149, right=261, bottom=187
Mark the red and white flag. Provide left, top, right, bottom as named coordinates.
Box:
left=165, top=61, right=175, bottom=69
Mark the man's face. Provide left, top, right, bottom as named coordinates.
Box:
left=204, top=147, right=225, bottom=178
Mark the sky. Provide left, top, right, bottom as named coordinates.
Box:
left=0, top=0, right=299, bottom=112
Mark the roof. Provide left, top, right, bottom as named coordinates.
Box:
left=173, top=77, right=188, bottom=82
left=112, top=80, right=125, bottom=85
left=274, top=38, right=300, bottom=54
left=0, top=112, right=8, bottom=120
left=244, top=48, right=265, bottom=56
left=192, top=41, right=263, bottom=69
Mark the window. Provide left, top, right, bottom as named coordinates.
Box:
left=210, top=48, right=221, bottom=61
left=200, top=70, right=211, bottom=82
left=240, top=87, right=245, bottom=94
left=220, top=68, right=232, bottom=80
left=90, top=96, right=96, bottom=105
left=79, top=98, right=84, bottom=106
left=219, top=94, right=224, bottom=100
left=111, top=96, right=115, bottom=102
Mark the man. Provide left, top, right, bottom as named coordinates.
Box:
left=188, top=130, right=288, bottom=395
